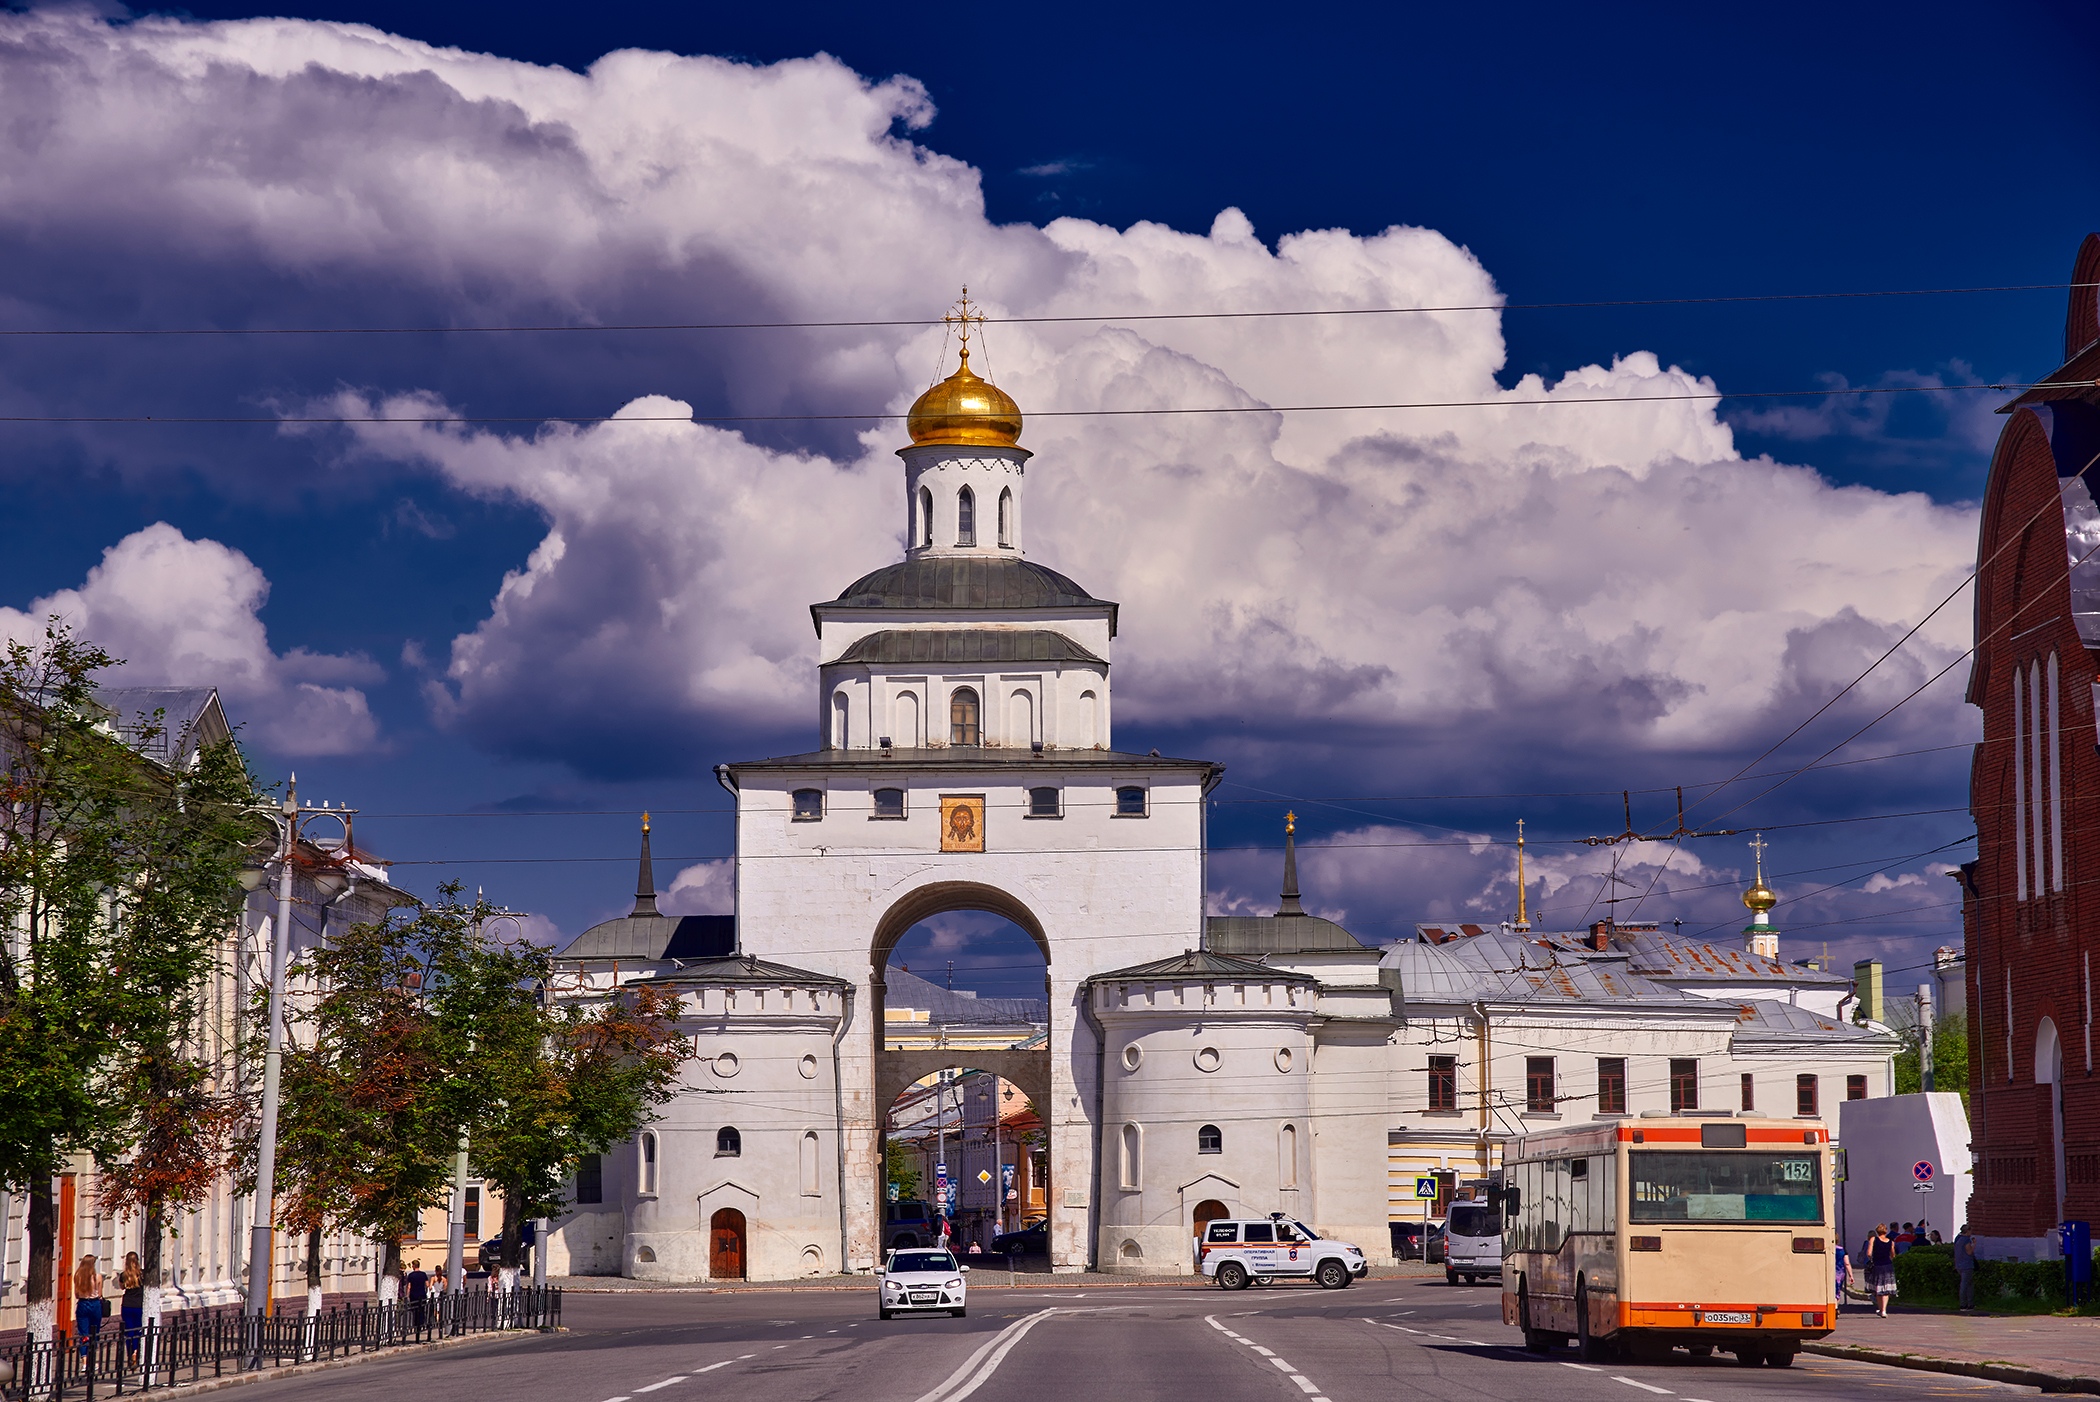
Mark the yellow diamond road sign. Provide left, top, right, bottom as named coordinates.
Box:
left=978, top=1169, right=993, bottom=1184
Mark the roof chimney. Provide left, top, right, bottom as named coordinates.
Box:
left=1277, top=811, right=1304, bottom=916
left=632, top=812, right=660, bottom=918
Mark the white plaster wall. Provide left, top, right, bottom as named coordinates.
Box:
left=1836, top=1092, right=1973, bottom=1251
left=901, top=445, right=1028, bottom=556
left=1309, top=1024, right=1396, bottom=1264
left=731, top=761, right=1211, bottom=1273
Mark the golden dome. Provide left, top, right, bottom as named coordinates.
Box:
left=1743, top=880, right=1778, bottom=915
left=905, top=345, right=1023, bottom=449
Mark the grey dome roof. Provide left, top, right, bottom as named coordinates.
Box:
left=831, top=557, right=1111, bottom=613
left=834, top=627, right=1105, bottom=667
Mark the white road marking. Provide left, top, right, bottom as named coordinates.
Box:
left=1207, top=1316, right=1335, bottom=1402
left=1290, top=1377, right=1320, bottom=1395
left=1251, top=1346, right=1275, bottom=1356
left=1560, top=1362, right=1600, bottom=1372
left=694, top=1362, right=735, bottom=1374
left=1610, top=1379, right=1673, bottom=1396
left=1269, top=1358, right=1297, bottom=1372
left=634, top=1380, right=685, bottom=1394
left=910, top=1308, right=1059, bottom=1402
left=600, top=1396, right=631, bottom=1402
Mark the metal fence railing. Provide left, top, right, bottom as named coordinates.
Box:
left=0, top=1287, right=560, bottom=1400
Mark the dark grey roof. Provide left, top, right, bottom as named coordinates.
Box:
left=558, top=913, right=735, bottom=962
left=1091, top=949, right=1316, bottom=982
left=1207, top=914, right=1366, bottom=955
left=637, top=954, right=847, bottom=988
left=819, top=556, right=1117, bottom=634
left=1382, top=931, right=1705, bottom=1007
left=723, top=747, right=1219, bottom=774
left=883, top=968, right=1047, bottom=1025
left=834, top=628, right=1105, bottom=668
left=96, top=686, right=230, bottom=763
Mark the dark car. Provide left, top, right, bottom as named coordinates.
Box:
left=1425, top=1222, right=1446, bottom=1264
left=884, top=1199, right=939, bottom=1250
left=1389, top=1222, right=1425, bottom=1260
left=991, top=1220, right=1048, bottom=1255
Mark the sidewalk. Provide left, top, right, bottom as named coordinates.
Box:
left=549, top=1262, right=1444, bottom=1295
left=1807, top=1304, right=2100, bottom=1394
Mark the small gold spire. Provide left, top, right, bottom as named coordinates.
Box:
left=642, top=810, right=651, bottom=833
left=1742, top=832, right=1777, bottom=916
left=1513, top=819, right=1531, bottom=931
left=904, top=288, right=1024, bottom=450
left=1285, top=810, right=1296, bottom=835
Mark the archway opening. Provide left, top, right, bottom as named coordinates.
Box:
left=1192, top=1198, right=1229, bottom=1256
left=882, top=1067, right=1047, bottom=1265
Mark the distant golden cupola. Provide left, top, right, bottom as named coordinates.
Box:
left=905, top=293, right=1023, bottom=449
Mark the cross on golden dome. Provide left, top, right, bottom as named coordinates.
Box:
left=1742, top=832, right=1778, bottom=914
left=905, top=287, right=1024, bottom=449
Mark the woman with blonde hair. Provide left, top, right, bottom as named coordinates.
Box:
left=72, top=1253, right=105, bottom=1356
left=120, top=1251, right=146, bottom=1356
left=1864, top=1223, right=1898, bottom=1318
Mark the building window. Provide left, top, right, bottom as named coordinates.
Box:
left=1596, top=1058, right=1626, bottom=1115
left=956, top=486, right=976, bottom=546
left=873, top=787, right=906, bottom=819
left=1121, top=1123, right=1142, bottom=1189
left=792, top=788, right=824, bottom=821
left=801, top=1131, right=821, bottom=1197
left=1797, top=1074, right=1819, bottom=1118
left=640, top=1131, right=658, bottom=1195
left=575, top=1153, right=603, bottom=1205
left=464, top=1186, right=481, bottom=1239
left=1669, top=1059, right=1699, bottom=1112
left=1847, top=1074, right=1868, bottom=1100
left=831, top=691, right=849, bottom=749
left=1741, top=1073, right=1756, bottom=1112
left=1525, top=1057, right=1555, bottom=1113
left=998, top=487, right=1013, bottom=547
left=1428, top=1055, right=1457, bottom=1112
left=1028, top=786, right=1061, bottom=818
left=919, top=486, right=934, bottom=548
left=1115, top=786, right=1147, bottom=817
left=950, top=688, right=980, bottom=746
left=1197, top=1124, right=1222, bottom=1154
left=716, top=1126, right=741, bottom=1158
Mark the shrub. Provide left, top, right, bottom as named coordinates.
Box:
left=1893, top=1244, right=1957, bottom=1304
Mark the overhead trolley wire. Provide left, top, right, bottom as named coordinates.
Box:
left=2, top=280, right=2091, bottom=337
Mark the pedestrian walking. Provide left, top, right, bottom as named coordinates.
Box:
left=73, top=1254, right=106, bottom=1356
left=405, top=1258, right=430, bottom=1333
left=119, top=1252, right=145, bottom=1356
left=1833, top=1240, right=1849, bottom=1310
left=1865, top=1224, right=1897, bottom=1317
left=1953, top=1222, right=1978, bottom=1310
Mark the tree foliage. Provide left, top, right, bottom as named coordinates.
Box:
left=1894, top=1011, right=1970, bottom=1111
left=0, top=624, right=256, bottom=1303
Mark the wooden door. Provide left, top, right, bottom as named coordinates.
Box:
left=1192, top=1198, right=1228, bottom=1264
left=709, top=1208, right=746, bottom=1280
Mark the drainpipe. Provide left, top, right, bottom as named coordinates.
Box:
left=831, top=985, right=855, bottom=1275
left=1079, top=980, right=1107, bottom=1273
left=1474, top=1001, right=1493, bottom=1173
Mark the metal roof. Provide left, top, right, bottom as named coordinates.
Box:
left=95, top=686, right=229, bottom=764
left=835, top=628, right=1105, bottom=668
left=830, top=556, right=1111, bottom=612
left=558, top=913, right=735, bottom=962
left=1730, top=998, right=1892, bottom=1046
left=1091, top=949, right=1316, bottom=983
left=635, top=953, right=848, bottom=988
left=883, top=968, right=1047, bottom=1025
left=1206, top=914, right=1365, bottom=955
left=1382, top=931, right=1706, bottom=1009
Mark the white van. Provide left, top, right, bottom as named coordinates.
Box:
left=1443, top=1197, right=1503, bottom=1285
left=1199, top=1214, right=1368, bottom=1290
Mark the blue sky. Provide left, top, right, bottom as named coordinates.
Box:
left=1, top=0, right=2094, bottom=997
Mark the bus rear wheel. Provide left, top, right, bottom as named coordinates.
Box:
left=1575, top=1281, right=1611, bottom=1363
left=1732, top=1347, right=1765, bottom=1367
left=1518, top=1279, right=1548, bottom=1354
left=1764, top=1348, right=1796, bottom=1368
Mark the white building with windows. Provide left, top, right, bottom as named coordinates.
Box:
left=543, top=313, right=1896, bottom=1281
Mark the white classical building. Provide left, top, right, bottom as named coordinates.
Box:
left=544, top=321, right=1897, bottom=1282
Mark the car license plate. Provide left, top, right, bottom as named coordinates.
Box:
left=1703, top=1311, right=1753, bottom=1324
left=909, top=1293, right=936, bottom=1304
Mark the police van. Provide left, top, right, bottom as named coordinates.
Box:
left=1199, top=1214, right=1368, bottom=1290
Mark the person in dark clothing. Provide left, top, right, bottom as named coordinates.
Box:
left=405, top=1259, right=430, bottom=1332
left=119, top=1253, right=145, bottom=1356
left=1865, top=1224, right=1898, bottom=1317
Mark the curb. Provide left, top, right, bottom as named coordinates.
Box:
left=557, top=1271, right=1432, bottom=1296
left=1803, top=1340, right=2100, bottom=1395
left=115, top=1325, right=561, bottom=1398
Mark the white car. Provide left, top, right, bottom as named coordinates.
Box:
left=878, top=1248, right=970, bottom=1318
left=1199, top=1215, right=1368, bottom=1290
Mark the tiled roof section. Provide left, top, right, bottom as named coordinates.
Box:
left=1207, top=914, right=1366, bottom=954
left=831, top=557, right=1112, bottom=612
left=1092, top=949, right=1316, bottom=983
left=883, top=968, right=1048, bottom=1025
left=836, top=628, right=1105, bottom=668
left=638, top=954, right=847, bottom=987
left=558, top=913, right=735, bottom=962
left=1614, top=929, right=1849, bottom=985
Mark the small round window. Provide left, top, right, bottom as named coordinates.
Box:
left=1275, top=1047, right=1293, bottom=1073
left=713, top=1051, right=740, bottom=1079
left=1194, top=1046, right=1221, bottom=1073
left=1122, top=1044, right=1144, bottom=1071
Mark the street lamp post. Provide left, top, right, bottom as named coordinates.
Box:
left=238, top=778, right=349, bottom=1363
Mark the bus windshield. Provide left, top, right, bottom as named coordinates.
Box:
left=1629, top=1150, right=1822, bottom=1224
left=1447, top=1204, right=1502, bottom=1239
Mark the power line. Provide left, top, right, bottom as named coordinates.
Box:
left=0, top=377, right=2088, bottom=427
left=3, top=281, right=2089, bottom=337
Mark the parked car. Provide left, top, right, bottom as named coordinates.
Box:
left=884, top=1199, right=939, bottom=1250
left=1390, top=1222, right=1426, bottom=1260
left=1425, top=1222, right=1446, bottom=1264
left=990, top=1220, right=1048, bottom=1255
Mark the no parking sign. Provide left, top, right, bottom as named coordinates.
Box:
left=1912, top=1160, right=1936, bottom=1193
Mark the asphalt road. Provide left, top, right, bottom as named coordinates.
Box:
left=222, top=1279, right=2036, bottom=1402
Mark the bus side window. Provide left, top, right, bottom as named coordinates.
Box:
left=1601, top=1156, right=1617, bottom=1232
left=1570, top=1156, right=1590, bottom=1234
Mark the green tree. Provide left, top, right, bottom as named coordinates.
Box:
left=1894, top=1012, right=1970, bottom=1110
left=884, top=1139, right=922, bottom=1202
left=461, top=931, right=688, bottom=1276
left=0, top=626, right=254, bottom=1339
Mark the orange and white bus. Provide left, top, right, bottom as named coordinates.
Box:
left=1499, top=1115, right=1836, bottom=1368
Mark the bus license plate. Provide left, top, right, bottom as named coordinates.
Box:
left=1703, top=1311, right=1753, bottom=1324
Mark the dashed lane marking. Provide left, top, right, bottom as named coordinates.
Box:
left=693, top=1362, right=735, bottom=1374
left=1559, top=1363, right=1600, bottom=1372
left=1206, top=1315, right=1335, bottom=1402
left=633, top=1380, right=684, bottom=1394
left=1609, top=1379, right=1673, bottom=1396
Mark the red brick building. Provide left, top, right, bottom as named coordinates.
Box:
left=1963, top=233, right=2100, bottom=1253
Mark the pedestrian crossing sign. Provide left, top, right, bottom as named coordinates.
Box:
left=1413, top=1176, right=1439, bottom=1200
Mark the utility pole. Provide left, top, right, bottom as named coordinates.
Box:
left=1919, top=982, right=1937, bottom=1093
